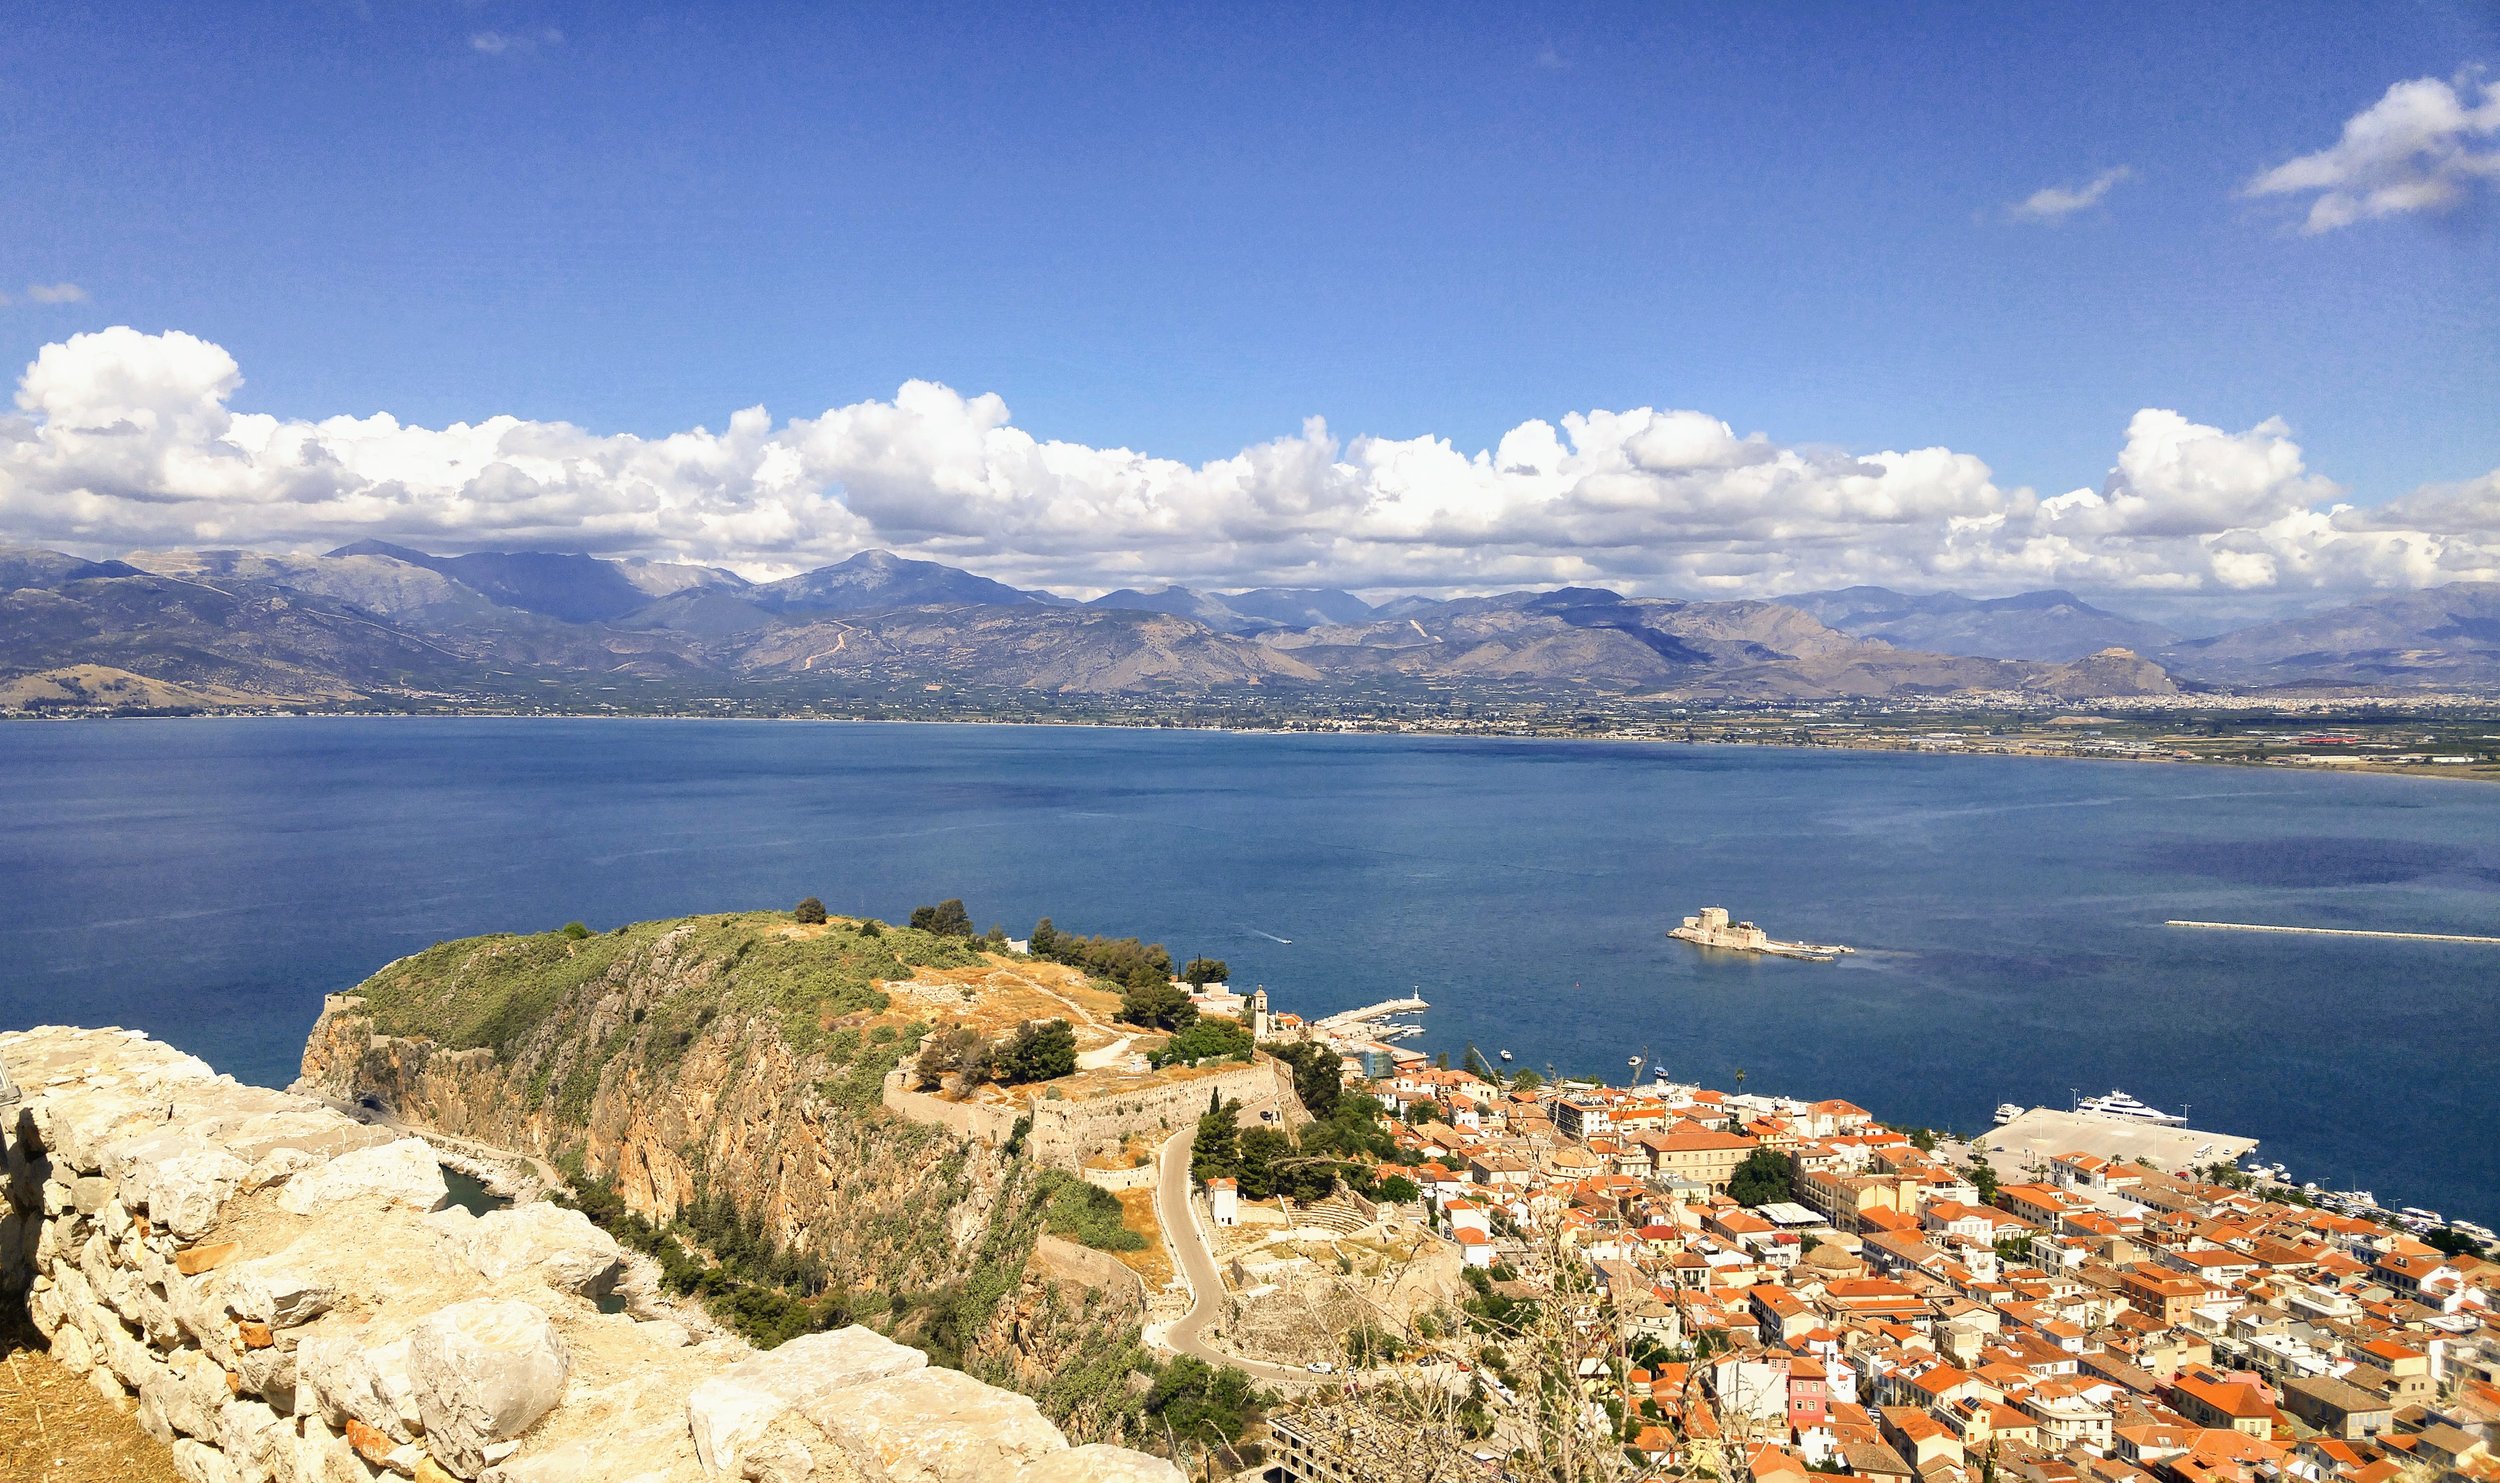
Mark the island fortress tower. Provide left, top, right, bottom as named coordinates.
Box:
left=1668, top=906, right=1853, bottom=962
left=1681, top=906, right=1769, bottom=951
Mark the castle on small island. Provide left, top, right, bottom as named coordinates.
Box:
left=1669, top=904, right=1855, bottom=962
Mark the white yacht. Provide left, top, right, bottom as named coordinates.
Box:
left=1993, top=1102, right=2025, bottom=1125
left=2072, top=1089, right=2189, bottom=1126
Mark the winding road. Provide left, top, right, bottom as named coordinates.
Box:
left=1149, top=1105, right=1333, bottom=1387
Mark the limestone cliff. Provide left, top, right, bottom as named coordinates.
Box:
left=298, top=915, right=1006, bottom=1298
left=293, top=913, right=1161, bottom=1436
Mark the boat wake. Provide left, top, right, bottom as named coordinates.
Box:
left=1249, top=928, right=1293, bottom=944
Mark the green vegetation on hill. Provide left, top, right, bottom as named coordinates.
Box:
left=1147, top=1015, right=1252, bottom=1068
left=1027, top=916, right=1173, bottom=990
left=1035, top=1169, right=1148, bottom=1252
left=355, top=911, right=983, bottom=1059
left=344, top=902, right=1264, bottom=1470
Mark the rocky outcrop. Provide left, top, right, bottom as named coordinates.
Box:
left=1, top=1025, right=1182, bottom=1483
left=296, top=931, right=1007, bottom=1302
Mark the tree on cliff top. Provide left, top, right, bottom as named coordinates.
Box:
left=909, top=899, right=974, bottom=937
left=794, top=897, right=827, bottom=924
left=993, top=1018, right=1077, bottom=1085
left=1271, top=1039, right=1344, bottom=1120
left=915, top=1023, right=987, bottom=1091
left=1118, top=977, right=1197, bottom=1032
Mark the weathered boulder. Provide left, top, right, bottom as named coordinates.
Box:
left=409, top=1299, right=572, bottom=1478
left=477, top=1414, right=706, bottom=1483
left=804, top=1368, right=1067, bottom=1482
left=222, top=1254, right=337, bottom=1329
left=299, top=1332, right=427, bottom=1442
left=112, top=1130, right=250, bottom=1240
left=686, top=1326, right=926, bottom=1477
left=171, top=1436, right=241, bottom=1483
left=1013, top=1445, right=1190, bottom=1483
left=466, top=1203, right=623, bottom=1298
left=215, top=1395, right=294, bottom=1483
left=278, top=1138, right=450, bottom=1217
left=142, top=1346, right=230, bottom=1441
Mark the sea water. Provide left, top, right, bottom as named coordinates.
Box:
left=2, top=717, right=2493, bottom=1222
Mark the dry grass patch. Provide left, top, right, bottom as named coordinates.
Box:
left=0, top=1338, right=177, bottom=1483
left=1111, top=1187, right=1173, bottom=1288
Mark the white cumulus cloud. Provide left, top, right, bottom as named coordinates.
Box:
left=2247, top=72, right=2500, bottom=232
left=2, top=326, right=2496, bottom=602
left=2009, top=166, right=2133, bottom=222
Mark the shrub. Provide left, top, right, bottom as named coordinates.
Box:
left=1038, top=1171, right=1147, bottom=1251
left=560, top=921, right=590, bottom=940
left=908, top=899, right=974, bottom=937
left=992, top=1019, right=1077, bottom=1085
left=1030, top=917, right=1175, bottom=990
left=1149, top=1015, right=1253, bottom=1068
left=794, top=897, right=827, bottom=925
left=1119, top=979, right=1198, bottom=1032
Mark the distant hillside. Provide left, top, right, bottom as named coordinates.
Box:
left=1218, top=586, right=1376, bottom=627
left=1267, top=588, right=2176, bottom=700
left=750, top=549, right=1053, bottom=615
left=2161, top=583, right=2500, bottom=688
left=1779, top=586, right=2178, bottom=662
left=51, top=538, right=2500, bottom=710
left=1084, top=585, right=1280, bottom=634
left=329, top=540, right=746, bottom=624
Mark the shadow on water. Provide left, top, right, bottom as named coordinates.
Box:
left=439, top=1166, right=509, bottom=1218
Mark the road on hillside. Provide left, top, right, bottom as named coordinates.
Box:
left=1150, top=1105, right=1338, bottom=1388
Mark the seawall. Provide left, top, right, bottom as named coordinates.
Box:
left=1, top=1025, right=1181, bottom=1483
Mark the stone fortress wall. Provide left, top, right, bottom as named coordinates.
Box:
left=1024, top=1056, right=1296, bottom=1168
left=883, top=1054, right=1295, bottom=1170
left=0, top=1026, right=1181, bottom=1483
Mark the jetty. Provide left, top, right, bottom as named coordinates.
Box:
left=1670, top=906, right=1852, bottom=963
left=2167, top=919, right=2500, bottom=947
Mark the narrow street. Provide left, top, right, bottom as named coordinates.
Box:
left=1149, top=1106, right=1335, bottom=1387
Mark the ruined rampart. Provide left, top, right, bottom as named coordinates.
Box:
left=881, top=1054, right=1297, bottom=1169
left=0, top=1026, right=1180, bottom=1483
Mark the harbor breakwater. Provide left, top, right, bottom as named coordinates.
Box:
left=0, top=1025, right=1181, bottom=1483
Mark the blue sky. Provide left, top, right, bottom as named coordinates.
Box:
left=2, top=3, right=2497, bottom=602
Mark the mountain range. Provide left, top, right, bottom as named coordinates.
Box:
left=2, top=541, right=2496, bottom=710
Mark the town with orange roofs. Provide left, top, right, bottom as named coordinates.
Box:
left=1224, top=1032, right=2500, bottom=1483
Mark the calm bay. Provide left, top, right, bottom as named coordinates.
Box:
left=2, top=717, right=2493, bottom=1223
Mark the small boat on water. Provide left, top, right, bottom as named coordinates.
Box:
left=1993, top=1102, right=2025, bottom=1125
left=1669, top=906, right=1853, bottom=962
left=1498, top=1049, right=1513, bottom=1062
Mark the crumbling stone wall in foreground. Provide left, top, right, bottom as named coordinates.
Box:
left=0, top=1026, right=1181, bottom=1483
